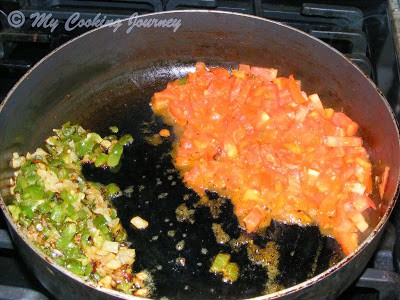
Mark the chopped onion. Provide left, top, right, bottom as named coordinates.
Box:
left=106, top=259, right=122, bottom=270
left=130, top=216, right=149, bottom=229
left=116, top=248, right=136, bottom=265
left=102, top=241, right=119, bottom=254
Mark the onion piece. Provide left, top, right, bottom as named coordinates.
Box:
left=130, top=216, right=149, bottom=229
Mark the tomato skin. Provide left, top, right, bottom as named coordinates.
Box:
left=152, top=63, right=376, bottom=256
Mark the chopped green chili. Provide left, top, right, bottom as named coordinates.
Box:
left=8, top=123, right=150, bottom=296
left=210, top=253, right=240, bottom=283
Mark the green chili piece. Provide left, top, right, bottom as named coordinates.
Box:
left=223, top=262, right=239, bottom=282
left=56, top=237, right=72, bottom=252
left=93, top=215, right=107, bottom=229
left=57, top=223, right=77, bottom=249
left=80, top=232, right=92, bottom=251
left=119, top=134, right=134, bottom=146
left=95, top=153, right=108, bottom=167
left=19, top=216, right=32, bottom=227
left=62, top=223, right=77, bottom=240
left=65, top=246, right=82, bottom=259
left=15, top=176, right=28, bottom=192
left=106, top=183, right=120, bottom=197
left=65, top=259, right=84, bottom=276
left=92, top=234, right=104, bottom=249
left=20, top=205, right=35, bottom=219
left=24, top=185, right=44, bottom=201
left=107, top=142, right=123, bottom=167
left=21, top=198, right=41, bottom=209
left=76, top=137, right=96, bottom=157
left=50, top=205, right=65, bottom=223
left=109, top=126, right=119, bottom=133
left=46, top=136, right=62, bottom=147
left=72, top=209, right=87, bottom=222
left=26, top=174, right=40, bottom=186
left=84, top=263, right=93, bottom=277
left=117, top=282, right=132, bottom=294
left=115, top=229, right=127, bottom=243
left=178, top=77, right=188, bottom=85
left=61, top=190, right=79, bottom=204
left=8, top=205, right=21, bottom=220
left=65, top=204, right=76, bottom=217
left=38, top=202, right=52, bottom=214
left=210, top=253, right=230, bottom=273
left=88, top=133, right=102, bottom=143
left=60, top=122, right=73, bottom=136
left=21, top=162, right=36, bottom=176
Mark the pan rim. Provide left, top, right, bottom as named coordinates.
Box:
left=0, top=9, right=399, bottom=300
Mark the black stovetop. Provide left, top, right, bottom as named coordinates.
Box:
left=1, top=1, right=400, bottom=299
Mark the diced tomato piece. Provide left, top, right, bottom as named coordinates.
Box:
left=273, top=77, right=288, bottom=90
left=324, top=108, right=334, bottom=119
left=331, top=112, right=353, bottom=128
left=295, top=105, right=309, bottom=123
left=196, top=62, right=206, bottom=71
left=337, top=232, right=358, bottom=256
left=210, top=67, right=231, bottom=77
left=308, top=94, right=323, bottom=110
left=331, top=112, right=359, bottom=136
left=168, top=101, right=189, bottom=126
left=288, top=75, right=307, bottom=104
left=243, top=205, right=266, bottom=232
left=253, top=86, right=268, bottom=97
left=238, top=64, right=251, bottom=74
left=152, top=91, right=177, bottom=110
left=232, top=70, right=246, bottom=79
left=250, top=67, right=278, bottom=81
left=352, top=194, right=376, bottom=212
left=346, top=122, right=359, bottom=136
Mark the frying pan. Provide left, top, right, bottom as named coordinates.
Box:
left=0, top=10, right=399, bottom=300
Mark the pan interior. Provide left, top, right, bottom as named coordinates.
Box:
left=0, top=11, right=398, bottom=300
left=52, top=63, right=342, bottom=299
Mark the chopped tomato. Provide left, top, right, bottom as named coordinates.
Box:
left=238, top=64, right=251, bottom=74
left=243, top=205, right=266, bottom=232
left=152, top=62, right=379, bottom=256
left=250, top=67, right=278, bottom=81
left=337, top=232, right=358, bottom=256
left=288, top=75, right=307, bottom=104
left=211, top=67, right=231, bottom=77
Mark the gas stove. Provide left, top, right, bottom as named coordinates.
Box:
left=1, top=1, right=400, bottom=299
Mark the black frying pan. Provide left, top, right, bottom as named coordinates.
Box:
left=0, top=10, right=399, bottom=300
